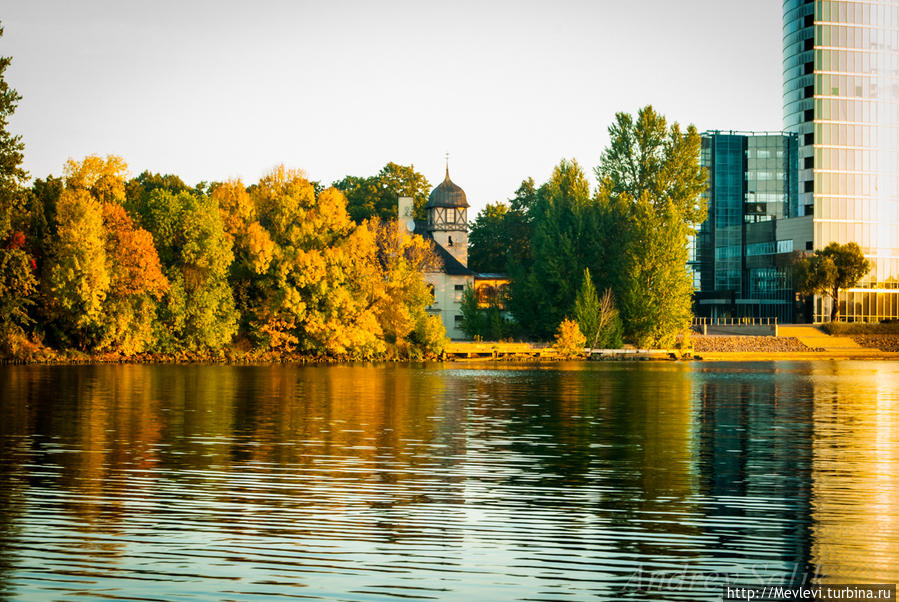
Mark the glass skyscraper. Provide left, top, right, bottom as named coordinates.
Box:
left=784, top=0, right=899, bottom=321
left=693, top=131, right=805, bottom=322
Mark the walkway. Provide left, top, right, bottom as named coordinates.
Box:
left=778, top=325, right=882, bottom=355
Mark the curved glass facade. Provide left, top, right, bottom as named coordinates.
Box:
left=784, top=0, right=899, bottom=321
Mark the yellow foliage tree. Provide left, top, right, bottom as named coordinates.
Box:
left=554, top=318, right=586, bottom=358
left=366, top=219, right=446, bottom=358
left=64, top=155, right=128, bottom=205
left=46, top=188, right=110, bottom=347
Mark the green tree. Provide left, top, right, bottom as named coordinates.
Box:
left=125, top=171, right=190, bottom=220
left=614, top=196, right=693, bottom=347
left=468, top=202, right=510, bottom=273
left=333, top=162, right=431, bottom=223
left=141, top=188, right=237, bottom=351
left=594, top=106, right=707, bottom=347
left=468, top=179, right=537, bottom=274
left=459, top=284, right=514, bottom=341
left=0, top=232, right=37, bottom=356
left=458, top=285, right=486, bottom=339
left=595, top=105, right=707, bottom=227
left=574, top=268, right=623, bottom=349
left=508, top=159, right=594, bottom=338
left=0, top=23, right=39, bottom=355
left=0, top=23, right=27, bottom=234
left=794, top=241, right=871, bottom=321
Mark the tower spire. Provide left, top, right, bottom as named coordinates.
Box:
left=445, top=151, right=450, bottom=181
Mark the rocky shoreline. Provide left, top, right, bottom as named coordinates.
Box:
left=691, top=335, right=821, bottom=353
left=850, top=334, right=899, bottom=352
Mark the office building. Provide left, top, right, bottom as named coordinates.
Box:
left=784, top=0, right=899, bottom=321
left=693, top=131, right=810, bottom=322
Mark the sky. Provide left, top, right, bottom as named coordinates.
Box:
left=2, top=0, right=784, bottom=216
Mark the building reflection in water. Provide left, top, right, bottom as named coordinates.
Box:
left=807, top=362, right=899, bottom=583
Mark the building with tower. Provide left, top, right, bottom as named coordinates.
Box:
left=783, top=0, right=899, bottom=321
left=400, top=166, right=510, bottom=339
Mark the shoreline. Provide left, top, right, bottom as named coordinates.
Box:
left=3, top=350, right=899, bottom=366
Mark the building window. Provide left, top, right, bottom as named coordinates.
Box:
left=806, top=241, right=814, bottom=250
left=454, top=315, right=463, bottom=324
left=804, top=156, right=814, bottom=169
left=776, top=239, right=794, bottom=254
left=803, top=180, right=814, bottom=193
left=454, top=284, right=464, bottom=291
left=448, top=236, right=454, bottom=246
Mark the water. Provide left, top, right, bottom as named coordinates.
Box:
left=0, top=361, right=897, bottom=600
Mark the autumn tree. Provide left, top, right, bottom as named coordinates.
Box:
left=794, top=242, right=871, bottom=321
left=249, top=167, right=380, bottom=356
left=363, top=219, right=446, bottom=358
left=45, top=187, right=110, bottom=348
left=43, top=156, right=170, bottom=352
left=98, top=203, right=169, bottom=353
left=553, top=318, right=586, bottom=358
left=210, top=179, right=274, bottom=338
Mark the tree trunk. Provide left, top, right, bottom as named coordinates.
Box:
left=830, top=288, right=840, bottom=322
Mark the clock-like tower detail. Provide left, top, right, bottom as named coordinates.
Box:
left=426, top=166, right=469, bottom=267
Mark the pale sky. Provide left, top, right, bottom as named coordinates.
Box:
left=2, top=0, right=783, bottom=216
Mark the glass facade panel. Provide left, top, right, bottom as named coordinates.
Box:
left=784, top=0, right=899, bottom=321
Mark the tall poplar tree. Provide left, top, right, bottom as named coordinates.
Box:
left=595, top=106, right=707, bottom=347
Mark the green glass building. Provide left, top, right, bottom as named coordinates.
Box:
left=784, top=0, right=899, bottom=321
left=693, top=131, right=806, bottom=322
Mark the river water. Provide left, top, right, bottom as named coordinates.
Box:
left=0, top=361, right=897, bottom=600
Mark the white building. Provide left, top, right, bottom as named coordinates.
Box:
left=419, top=167, right=473, bottom=339
left=401, top=167, right=511, bottom=340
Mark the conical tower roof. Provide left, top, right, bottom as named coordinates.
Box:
left=426, top=166, right=469, bottom=209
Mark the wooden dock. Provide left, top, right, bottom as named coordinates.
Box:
left=442, top=342, right=688, bottom=361
left=443, top=341, right=558, bottom=359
